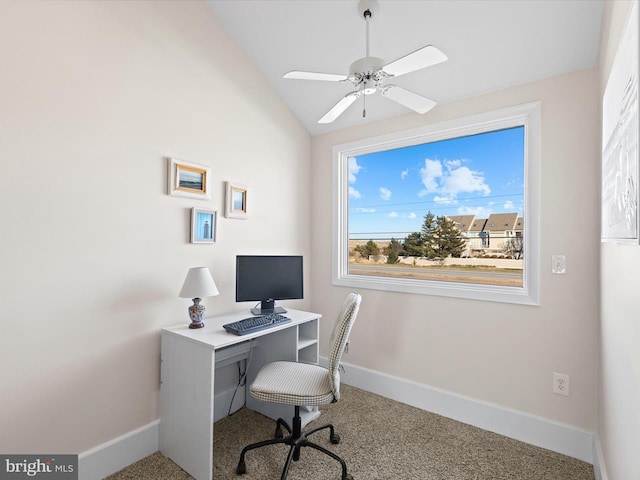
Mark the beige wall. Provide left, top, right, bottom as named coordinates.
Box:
left=311, top=68, right=600, bottom=431
left=0, top=1, right=311, bottom=453
left=598, top=1, right=639, bottom=479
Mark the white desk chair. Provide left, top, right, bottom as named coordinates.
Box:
left=236, top=292, right=362, bottom=480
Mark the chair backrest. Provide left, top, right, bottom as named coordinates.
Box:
left=327, top=292, right=361, bottom=402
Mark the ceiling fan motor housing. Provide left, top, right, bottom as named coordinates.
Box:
left=348, top=56, right=389, bottom=93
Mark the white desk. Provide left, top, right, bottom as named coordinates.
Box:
left=159, top=309, right=322, bottom=480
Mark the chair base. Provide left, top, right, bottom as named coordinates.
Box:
left=236, top=406, right=353, bottom=480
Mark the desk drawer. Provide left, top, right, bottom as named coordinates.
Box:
left=215, top=341, right=252, bottom=369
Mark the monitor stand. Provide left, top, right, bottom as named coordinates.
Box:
left=251, top=299, right=287, bottom=316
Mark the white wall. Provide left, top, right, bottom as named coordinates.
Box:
left=0, top=1, right=310, bottom=454
left=598, top=2, right=639, bottom=479
left=311, top=68, right=600, bottom=432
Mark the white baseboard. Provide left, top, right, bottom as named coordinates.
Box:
left=78, top=420, right=159, bottom=480
left=592, top=434, right=609, bottom=480
left=323, top=357, right=595, bottom=464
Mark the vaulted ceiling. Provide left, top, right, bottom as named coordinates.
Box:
left=206, top=0, right=603, bottom=136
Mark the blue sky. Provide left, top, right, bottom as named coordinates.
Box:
left=349, top=126, right=524, bottom=240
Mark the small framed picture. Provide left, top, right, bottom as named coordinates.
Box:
left=191, top=208, right=217, bottom=244
left=225, top=181, right=248, bottom=219
left=168, top=158, right=210, bottom=199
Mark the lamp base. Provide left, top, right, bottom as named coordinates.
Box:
left=188, top=298, right=206, bottom=329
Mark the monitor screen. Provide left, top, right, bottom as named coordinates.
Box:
left=236, top=255, right=303, bottom=315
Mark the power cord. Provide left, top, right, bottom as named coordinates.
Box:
left=227, top=338, right=255, bottom=416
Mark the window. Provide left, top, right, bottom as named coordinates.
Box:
left=332, top=103, right=540, bottom=305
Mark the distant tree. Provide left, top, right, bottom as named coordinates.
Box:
left=433, top=216, right=466, bottom=258
left=384, top=238, right=402, bottom=256
left=402, top=211, right=467, bottom=259
left=421, top=211, right=437, bottom=243
left=384, top=238, right=402, bottom=264
left=421, top=211, right=438, bottom=259
left=401, top=232, right=425, bottom=257
left=355, top=239, right=380, bottom=258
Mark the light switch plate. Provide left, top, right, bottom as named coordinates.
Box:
left=552, top=255, right=566, bottom=274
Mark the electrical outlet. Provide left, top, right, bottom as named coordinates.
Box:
left=553, top=372, right=570, bottom=396
left=552, top=255, right=566, bottom=274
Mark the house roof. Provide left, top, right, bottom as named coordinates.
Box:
left=485, top=213, right=519, bottom=232
left=469, top=218, right=487, bottom=232
left=447, top=215, right=476, bottom=233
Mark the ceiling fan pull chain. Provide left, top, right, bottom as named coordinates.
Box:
left=363, top=89, right=367, bottom=118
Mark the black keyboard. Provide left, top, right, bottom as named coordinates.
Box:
left=223, top=313, right=291, bottom=336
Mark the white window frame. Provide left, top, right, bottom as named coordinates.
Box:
left=332, top=102, right=540, bottom=305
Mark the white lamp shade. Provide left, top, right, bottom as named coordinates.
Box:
left=179, top=267, right=220, bottom=299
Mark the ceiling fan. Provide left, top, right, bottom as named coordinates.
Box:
left=283, top=0, right=448, bottom=124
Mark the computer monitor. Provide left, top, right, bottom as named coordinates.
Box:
left=235, top=255, right=303, bottom=315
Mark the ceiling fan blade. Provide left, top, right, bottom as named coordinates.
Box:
left=283, top=71, right=347, bottom=82
left=381, top=85, right=436, bottom=114
left=318, top=91, right=361, bottom=124
left=383, top=45, right=447, bottom=78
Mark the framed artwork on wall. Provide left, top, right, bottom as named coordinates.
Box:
left=601, top=1, right=639, bottom=243
left=225, top=181, right=248, bottom=219
left=168, top=158, right=211, bottom=200
left=191, top=208, right=217, bottom=244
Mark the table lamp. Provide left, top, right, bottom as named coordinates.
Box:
left=179, top=267, right=219, bottom=329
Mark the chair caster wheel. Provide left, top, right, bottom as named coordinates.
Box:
left=275, top=426, right=284, bottom=439
left=236, top=460, right=246, bottom=475
left=343, top=474, right=353, bottom=480
left=330, top=433, right=341, bottom=444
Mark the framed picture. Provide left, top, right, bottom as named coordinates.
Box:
left=225, top=181, right=248, bottom=219
left=168, top=158, right=210, bottom=199
left=191, top=208, right=217, bottom=244
left=601, top=0, right=639, bottom=243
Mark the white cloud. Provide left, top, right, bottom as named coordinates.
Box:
left=503, top=200, right=515, bottom=210
left=379, top=187, right=392, bottom=200
left=388, top=212, right=398, bottom=218
left=349, top=186, right=361, bottom=199
left=403, top=212, right=417, bottom=219
left=348, top=157, right=361, bottom=184
left=457, top=206, right=493, bottom=217
left=434, top=196, right=458, bottom=205
left=441, top=166, right=491, bottom=196
left=445, top=159, right=462, bottom=168
left=419, top=159, right=442, bottom=193
left=401, top=169, right=409, bottom=180
left=420, top=158, right=490, bottom=200
left=355, top=207, right=375, bottom=213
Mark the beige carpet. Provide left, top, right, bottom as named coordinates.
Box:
left=108, top=385, right=594, bottom=480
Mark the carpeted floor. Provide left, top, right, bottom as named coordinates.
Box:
left=108, top=385, right=595, bottom=480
